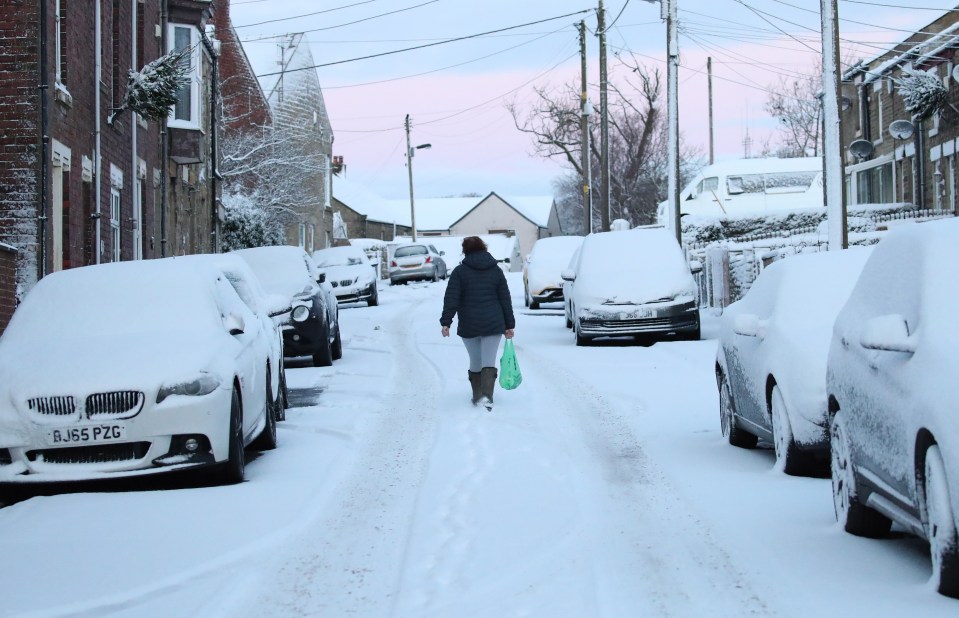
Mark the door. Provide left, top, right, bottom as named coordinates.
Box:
left=51, top=162, right=64, bottom=272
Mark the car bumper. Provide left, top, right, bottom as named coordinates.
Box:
left=390, top=265, right=433, bottom=282
left=0, top=388, right=233, bottom=482
left=578, top=301, right=700, bottom=337
left=282, top=318, right=327, bottom=357
left=332, top=282, right=376, bottom=303
left=531, top=287, right=564, bottom=303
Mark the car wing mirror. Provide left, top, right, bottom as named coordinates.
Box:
left=733, top=313, right=764, bottom=338
left=440, top=250, right=445, bottom=256
left=317, top=272, right=326, bottom=284
left=224, top=312, right=246, bottom=336
left=560, top=269, right=576, bottom=282
left=860, top=313, right=916, bottom=353
left=689, top=259, right=703, bottom=275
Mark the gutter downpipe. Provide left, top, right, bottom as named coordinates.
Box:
left=38, top=0, right=49, bottom=278
left=94, top=0, right=102, bottom=263
left=131, top=0, right=138, bottom=260
left=160, top=0, right=169, bottom=257
left=201, top=31, right=219, bottom=253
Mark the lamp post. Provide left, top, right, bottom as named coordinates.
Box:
left=405, top=114, right=431, bottom=242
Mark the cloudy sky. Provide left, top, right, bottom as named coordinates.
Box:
left=226, top=0, right=942, bottom=199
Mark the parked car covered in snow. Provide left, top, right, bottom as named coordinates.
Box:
left=562, top=227, right=700, bottom=345
left=234, top=245, right=342, bottom=367
left=389, top=242, right=447, bottom=284
left=523, top=235, right=584, bottom=309
left=313, top=245, right=379, bottom=306
left=826, top=219, right=959, bottom=599
left=0, top=258, right=280, bottom=485
left=716, top=247, right=872, bottom=475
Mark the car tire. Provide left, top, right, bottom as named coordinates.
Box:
left=431, top=268, right=439, bottom=283
left=529, top=298, right=540, bottom=310
left=252, top=366, right=278, bottom=451
left=830, top=412, right=892, bottom=537
left=331, top=321, right=343, bottom=361
left=719, top=372, right=758, bottom=449
left=368, top=287, right=379, bottom=307
left=313, top=323, right=334, bottom=367
left=573, top=318, right=590, bottom=347
left=219, top=385, right=245, bottom=485
left=923, top=445, right=959, bottom=598
left=524, top=288, right=530, bottom=308
left=771, top=385, right=810, bottom=475
left=278, top=366, right=289, bottom=420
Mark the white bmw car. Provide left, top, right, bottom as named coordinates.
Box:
left=0, top=258, right=280, bottom=485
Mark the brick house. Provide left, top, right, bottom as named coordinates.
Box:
left=0, top=0, right=221, bottom=333
left=841, top=6, right=959, bottom=214
left=263, top=33, right=334, bottom=253
left=330, top=171, right=412, bottom=242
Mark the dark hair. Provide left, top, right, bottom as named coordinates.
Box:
left=462, top=236, right=487, bottom=254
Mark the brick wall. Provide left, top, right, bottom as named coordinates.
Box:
left=0, top=244, right=19, bottom=335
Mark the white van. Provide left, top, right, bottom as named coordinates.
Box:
left=658, top=157, right=824, bottom=221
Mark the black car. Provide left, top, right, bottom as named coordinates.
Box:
left=234, top=246, right=342, bottom=367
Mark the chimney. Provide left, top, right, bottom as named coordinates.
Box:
left=333, top=155, right=345, bottom=175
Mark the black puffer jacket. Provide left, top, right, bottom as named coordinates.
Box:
left=440, top=251, right=515, bottom=338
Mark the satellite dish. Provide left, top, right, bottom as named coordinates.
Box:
left=848, top=139, right=875, bottom=159
left=841, top=96, right=853, bottom=111
left=952, top=64, right=959, bottom=83
left=889, top=119, right=915, bottom=140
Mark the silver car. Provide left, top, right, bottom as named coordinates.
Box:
left=389, top=243, right=447, bottom=285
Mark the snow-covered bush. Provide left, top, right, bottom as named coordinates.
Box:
left=113, top=48, right=191, bottom=122
left=898, top=69, right=948, bottom=121
left=220, top=191, right=286, bottom=252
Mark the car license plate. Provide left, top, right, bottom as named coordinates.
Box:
left=48, top=424, right=126, bottom=445
left=634, top=308, right=654, bottom=319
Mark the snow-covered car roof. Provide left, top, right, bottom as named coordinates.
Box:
left=232, top=246, right=316, bottom=299
left=313, top=245, right=370, bottom=267
left=526, top=236, right=584, bottom=290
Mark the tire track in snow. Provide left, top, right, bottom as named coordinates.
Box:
left=517, top=343, right=772, bottom=617
left=222, top=296, right=446, bottom=618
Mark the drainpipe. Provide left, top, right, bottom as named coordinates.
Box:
left=38, top=0, right=49, bottom=278
left=131, top=0, right=138, bottom=259
left=94, top=0, right=102, bottom=263
left=915, top=119, right=926, bottom=210
left=201, top=30, right=219, bottom=253
left=160, top=0, right=169, bottom=257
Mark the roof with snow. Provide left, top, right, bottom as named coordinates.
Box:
left=332, top=174, right=409, bottom=226
left=383, top=197, right=479, bottom=231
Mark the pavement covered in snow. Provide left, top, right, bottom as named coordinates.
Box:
left=0, top=273, right=956, bottom=617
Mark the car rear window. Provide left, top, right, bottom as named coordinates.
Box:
left=395, top=246, right=428, bottom=257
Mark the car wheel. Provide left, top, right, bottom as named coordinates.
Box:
left=573, top=318, right=590, bottom=347
left=219, top=385, right=245, bottom=485
left=252, top=366, right=278, bottom=451
left=331, top=321, right=343, bottom=361
left=278, top=366, right=289, bottom=420
left=431, top=268, right=439, bottom=282
left=923, top=445, right=959, bottom=598
left=529, top=297, right=540, bottom=310
left=719, top=372, right=758, bottom=448
left=313, top=323, right=334, bottom=367
left=771, top=385, right=809, bottom=475
left=830, top=412, right=892, bottom=537
left=368, top=287, right=379, bottom=307
left=524, top=288, right=530, bottom=308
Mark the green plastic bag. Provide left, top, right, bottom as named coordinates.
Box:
left=499, top=339, right=522, bottom=390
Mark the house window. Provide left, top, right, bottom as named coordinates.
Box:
left=308, top=224, right=315, bottom=253
left=168, top=23, right=201, bottom=128
left=111, top=188, right=121, bottom=262
left=298, top=223, right=306, bottom=248
left=55, top=0, right=68, bottom=85
left=855, top=162, right=893, bottom=205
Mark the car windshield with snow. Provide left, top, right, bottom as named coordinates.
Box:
left=523, top=235, right=584, bottom=310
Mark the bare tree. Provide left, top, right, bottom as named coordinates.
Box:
left=764, top=63, right=824, bottom=158
left=509, top=57, right=702, bottom=232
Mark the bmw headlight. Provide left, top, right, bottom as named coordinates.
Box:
left=156, top=374, right=221, bottom=404
left=291, top=304, right=311, bottom=322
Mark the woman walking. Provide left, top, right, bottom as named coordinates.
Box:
left=440, top=236, right=515, bottom=411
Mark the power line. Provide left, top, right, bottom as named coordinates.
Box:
left=236, top=0, right=439, bottom=33
left=233, top=0, right=381, bottom=29
left=255, top=9, right=592, bottom=78
left=608, top=0, right=631, bottom=30
left=841, top=0, right=959, bottom=9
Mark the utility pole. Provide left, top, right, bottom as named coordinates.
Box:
left=665, top=0, right=681, bottom=243
left=598, top=0, right=610, bottom=232
left=579, top=21, right=592, bottom=235
left=405, top=114, right=417, bottom=242
left=708, top=56, right=714, bottom=165
left=820, top=0, right=847, bottom=250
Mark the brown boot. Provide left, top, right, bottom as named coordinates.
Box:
left=479, top=367, right=498, bottom=411
left=468, top=371, right=482, bottom=405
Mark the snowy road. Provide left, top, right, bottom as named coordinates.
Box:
left=0, top=273, right=956, bottom=617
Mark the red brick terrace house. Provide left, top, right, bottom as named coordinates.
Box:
left=0, top=0, right=220, bottom=334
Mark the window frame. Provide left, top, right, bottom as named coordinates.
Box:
left=110, top=188, right=122, bottom=262
left=167, top=23, right=202, bottom=130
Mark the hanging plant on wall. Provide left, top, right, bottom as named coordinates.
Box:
left=110, top=47, right=192, bottom=123
left=897, top=68, right=948, bottom=121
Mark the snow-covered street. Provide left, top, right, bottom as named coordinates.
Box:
left=1, top=273, right=955, bottom=617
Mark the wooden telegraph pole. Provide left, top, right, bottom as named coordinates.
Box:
left=598, top=0, right=610, bottom=232
left=579, top=21, right=593, bottom=235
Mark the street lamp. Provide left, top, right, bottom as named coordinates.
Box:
left=405, top=114, right=431, bottom=242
